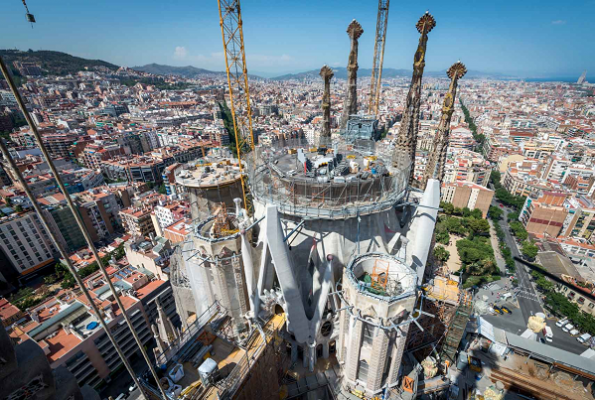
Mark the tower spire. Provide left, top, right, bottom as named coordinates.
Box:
left=340, top=20, right=364, bottom=130
left=422, top=61, right=467, bottom=188
left=393, top=11, right=436, bottom=184
left=320, top=65, right=334, bottom=139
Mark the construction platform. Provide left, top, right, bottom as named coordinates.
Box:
left=248, top=138, right=411, bottom=219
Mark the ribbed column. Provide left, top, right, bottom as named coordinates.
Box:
left=338, top=309, right=350, bottom=362
left=388, top=325, right=409, bottom=385
left=392, top=12, right=435, bottom=185
left=340, top=20, right=363, bottom=130
left=422, top=61, right=467, bottom=188
left=320, top=66, right=334, bottom=139
left=346, top=317, right=363, bottom=381
left=366, top=327, right=391, bottom=392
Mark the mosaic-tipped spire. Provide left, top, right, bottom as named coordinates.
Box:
left=393, top=12, right=436, bottom=184
left=340, top=20, right=364, bottom=130
left=320, top=65, right=334, bottom=138
left=422, top=61, right=467, bottom=187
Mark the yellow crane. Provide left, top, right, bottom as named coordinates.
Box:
left=217, top=0, right=255, bottom=213
left=368, top=0, right=390, bottom=116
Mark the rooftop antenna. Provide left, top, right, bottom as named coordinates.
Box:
left=22, top=0, right=35, bottom=27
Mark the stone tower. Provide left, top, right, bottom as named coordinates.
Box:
left=393, top=11, right=436, bottom=183
left=422, top=61, right=467, bottom=187
left=320, top=65, right=334, bottom=139
left=340, top=20, right=364, bottom=130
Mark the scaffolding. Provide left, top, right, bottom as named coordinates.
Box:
left=439, top=290, right=473, bottom=364
left=247, top=138, right=411, bottom=219
left=371, top=258, right=389, bottom=292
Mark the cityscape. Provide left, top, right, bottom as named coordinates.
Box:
left=1, top=1, right=595, bottom=400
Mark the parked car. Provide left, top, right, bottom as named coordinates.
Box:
left=562, top=323, right=574, bottom=333
left=556, top=318, right=568, bottom=328
left=493, top=306, right=503, bottom=314
left=128, top=382, right=137, bottom=393
left=577, top=333, right=592, bottom=344
left=543, top=326, right=553, bottom=342
left=570, top=328, right=580, bottom=336
left=501, top=306, right=512, bottom=314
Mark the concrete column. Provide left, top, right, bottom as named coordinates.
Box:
left=346, top=317, right=363, bottom=382
left=303, top=345, right=309, bottom=368
left=291, top=341, right=298, bottom=364
left=322, top=341, right=330, bottom=359
left=366, top=328, right=391, bottom=392
left=309, top=343, right=316, bottom=372
left=337, top=310, right=349, bottom=362
left=388, top=326, right=409, bottom=385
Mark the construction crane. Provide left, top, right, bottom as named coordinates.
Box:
left=217, top=0, right=255, bottom=213
left=367, top=0, right=390, bottom=116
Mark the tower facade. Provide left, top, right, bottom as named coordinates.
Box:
left=393, top=12, right=436, bottom=183
left=320, top=65, right=334, bottom=139
left=422, top=61, right=467, bottom=187
left=340, top=20, right=364, bottom=130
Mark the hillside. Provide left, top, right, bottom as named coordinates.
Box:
left=272, top=67, right=410, bottom=81
left=0, top=50, right=118, bottom=75
left=272, top=67, right=511, bottom=80
left=132, top=63, right=225, bottom=78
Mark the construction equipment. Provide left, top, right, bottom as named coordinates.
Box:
left=217, top=0, right=255, bottom=214
left=439, top=290, right=473, bottom=364
left=367, top=0, right=390, bottom=115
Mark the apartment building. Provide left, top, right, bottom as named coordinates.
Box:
left=125, top=236, right=173, bottom=281
left=441, top=181, right=495, bottom=218
left=0, top=212, right=57, bottom=276
left=120, top=206, right=155, bottom=237
left=9, top=269, right=178, bottom=390
left=519, top=192, right=568, bottom=237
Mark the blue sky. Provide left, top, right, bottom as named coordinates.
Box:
left=2, top=0, right=595, bottom=78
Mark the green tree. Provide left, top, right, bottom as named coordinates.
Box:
left=488, top=206, right=503, bottom=221
left=462, top=207, right=472, bottom=217
left=158, top=183, right=167, bottom=195
left=441, top=202, right=454, bottom=215
left=507, top=211, right=520, bottom=221
left=465, top=218, right=490, bottom=236
left=521, top=241, right=538, bottom=259
left=471, top=208, right=483, bottom=219
left=436, top=230, right=450, bottom=245
left=433, top=246, right=450, bottom=264
left=14, top=205, right=23, bottom=213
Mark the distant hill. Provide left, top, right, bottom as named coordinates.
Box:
left=0, top=49, right=118, bottom=75
left=272, top=67, right=410, bottom=81
left=272, top=67, right=511, bottom=80
left=132, top=63, right=226, bottom=78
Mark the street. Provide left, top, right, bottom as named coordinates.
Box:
left=478, top=200, right=588, bottom=355
left=496, top=203, right=543, bottom=322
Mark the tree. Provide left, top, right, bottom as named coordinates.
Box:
left=158, top=183, right=167, bottom=195
left=521, top=241, right=539, bottom=259
left=462, top=207, right=472, bottom=217
left=433, top=246, right=450, bottom=264
left=507, top=211, right=520, bottom=221
left=509, top=221, right=528, bottom=241
left=471, top=208, right=483, bottom=219
left=436, top=230, right=450, bottom=245
left=14, top=205, right=23, bottom=213
left=489, top=206, right=503, bottom=221
left=466, top=218, right=490, bottom=236
left=441, top=202, right=454, bottom=215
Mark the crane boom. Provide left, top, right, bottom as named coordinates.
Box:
left=368, top=0, right=390, bottom=116
left=217, top=0, right=255, bottom=212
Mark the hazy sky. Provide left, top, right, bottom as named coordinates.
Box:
left=2, top=0, right=594, bottom=78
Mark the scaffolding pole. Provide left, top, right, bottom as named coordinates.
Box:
left=0, top=56, right=169, bottom=400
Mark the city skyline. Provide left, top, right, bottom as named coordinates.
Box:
left=2, top=0, right=595, bottom=78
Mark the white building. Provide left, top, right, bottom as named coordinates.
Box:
left=0, top=212, right=57, bottom=276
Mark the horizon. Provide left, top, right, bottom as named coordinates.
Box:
left=1, top=1, right=595, bottom=79
left=2, top=48, right=593, bottom=82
